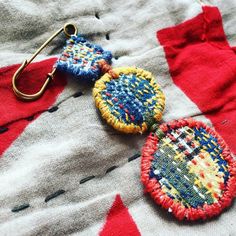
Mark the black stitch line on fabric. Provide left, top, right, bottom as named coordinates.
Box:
left=80, top=175, right=95, bottom=184
left=73, top=91, right=84, bottom=98
left=45, top=189, right=65, bottom=202
left=26, top=115, right=35, bottom=121
left=106, top=165, right=118, bottom=173
left=0, top=126, right=9, bottom=134
left=95, top=12, right=100, bottom=19
left=11, top=203, right=30, bottom=212
left=128, top=152, right=141, bottom=162
left=79, top=153, right=141, bottom=184
left=48, top=106, right=59, bottom=113
left=2, top=109, right=47, bottom=128
left=105, top=33, right=110, bottom=40
left=0, top=91, right=84, bottom=128
left=11, top=153, right=141, bottom=212
left=54, top=93, right=78, bottom=106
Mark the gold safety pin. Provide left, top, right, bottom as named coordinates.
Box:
left=12, top=23, right=78, bottom=101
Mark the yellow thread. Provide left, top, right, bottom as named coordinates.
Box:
left=107, top=100, right=113, bottom=106
left=125, top=113, right=129, bottom=121
left=187, top=150, right=225, bottom=199
left=93, top=67, right=165, bottom=134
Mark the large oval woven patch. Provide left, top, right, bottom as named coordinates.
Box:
left=93, top=67, right=165, bottom=134
left=141, top=118, right=236, bottom=221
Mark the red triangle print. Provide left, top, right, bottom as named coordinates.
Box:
left=99, top=195, right=141, bottom=236
left=0, top=58, right=66, bottom=155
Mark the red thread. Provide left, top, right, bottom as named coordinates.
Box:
left=191, top=159, right=197, bottom=165
left=98, top=60, right=119, bottom=78
left=200, top=171, right=205, bottom=178
left=130, top=115, right=135, bottom=121
left=119, top=104, right=124, bottom=109
left=141, top=118, right=236, bottom=221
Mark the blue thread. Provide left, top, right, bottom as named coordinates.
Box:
left=56, top=35, right=112, bottom=82
left=102, top=73, right=158, bottom=126
left=149, top=126, right=230, bottom=209
left=150, top=141, right=214, bottom=207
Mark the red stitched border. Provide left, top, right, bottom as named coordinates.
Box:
left=141, top=118, right=236, bottom=221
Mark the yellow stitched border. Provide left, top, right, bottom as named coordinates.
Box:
left=93, top=67, right=165, bottom=134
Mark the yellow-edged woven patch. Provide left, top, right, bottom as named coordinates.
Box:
left=93, top=67, right=165, bottom=134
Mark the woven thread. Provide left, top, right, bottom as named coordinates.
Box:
left=93, top=67, right=165, bottom=134
left=56, top=35, right=112, bottom=82
left=141, top=118, right=236, bottom=221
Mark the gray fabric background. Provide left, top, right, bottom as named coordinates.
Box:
left=0, top=0, right=235, bottom=235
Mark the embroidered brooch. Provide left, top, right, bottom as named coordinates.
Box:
left=93, top=67, right=165, bottom=134
left=12, top=23, right=166, bottom=134
left=12, top=23, right=113, bottom=100
left=141, top=118, right=236, bottom=220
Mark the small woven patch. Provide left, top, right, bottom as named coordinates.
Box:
left=93, top=67, right=165, bottom=134
left=56, top=35, right=112, bottom=82
left=141, top=118, right=236, bottom=221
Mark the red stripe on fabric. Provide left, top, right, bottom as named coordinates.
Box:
left=0, top=58, right=67, bottom=155
left=99, top=195, right=141, bottom=236
left=157, top=6, right=236, bottom=154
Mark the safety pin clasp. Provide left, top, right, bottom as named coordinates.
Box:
left=12, top=23, right=78, bottom=101
left=12, top=60, right=56, bottom=101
